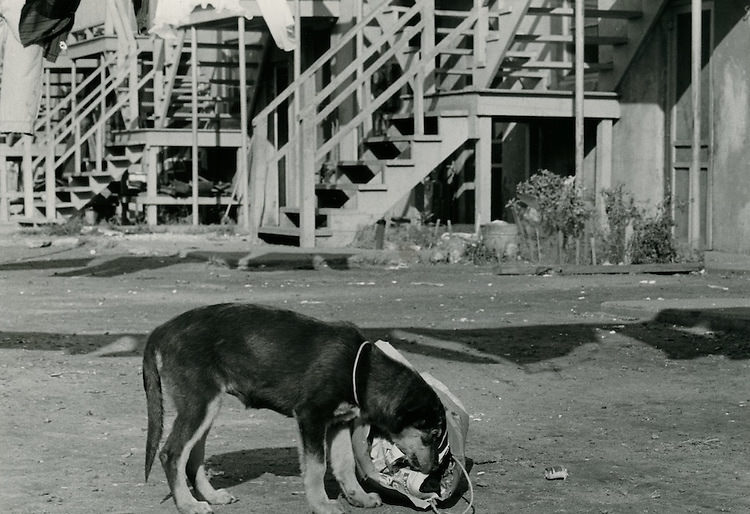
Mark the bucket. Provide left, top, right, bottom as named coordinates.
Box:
left=481, top=222, right=518, bottom=258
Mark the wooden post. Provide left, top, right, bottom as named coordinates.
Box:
left=475, top=116, right=492, bottom=229
left=45, top=69, right=55, bottom=220
left=146, top=145, right=158, bottom=225
left=0, top=142, right=7, bottom=221
left=293, top=0, right=302, bottom=208
left=238, top=16, right=252, bottom=234
left=473, top=0, right=487, bottom=69
left=595, top=119, right=613, bottom=224
left=129, top=48, right=139, bottom=128
left=72, top=62, right=81, bottom=175
left=574, top=0, right=584, bottom=189
left=414, top=67, right=425, bottom=135
left=190, top=26, right=199, bottom=225
left=97, top=56, right=106, bottom=172
left=299, top=80, right=316, bottom=248
left=357, top=0, right=370, bottom=136
left=152, top=38, right=165, bottom=126
left=22, top=135, right=33, bottom=218
left=689, top=0, right=702, bottom=250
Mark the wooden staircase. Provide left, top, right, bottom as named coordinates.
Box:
left=254, top=0, right=494, bottom=246
left=251, top=0, right=669, bottom=247
left=480, top=0, right=670, bottom=92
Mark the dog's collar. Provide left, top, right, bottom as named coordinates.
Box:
left=352, top=341, right=372, bottom=406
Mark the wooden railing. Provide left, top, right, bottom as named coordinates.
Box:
left=249, top=0, right=483, bottom=244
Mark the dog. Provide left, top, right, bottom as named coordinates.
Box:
left=143, top=303, right=447, bottom=514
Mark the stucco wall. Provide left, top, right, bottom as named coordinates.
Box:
left=611, top=21, right=668, bottom=215
left=709, top=5, right=750, bottom=253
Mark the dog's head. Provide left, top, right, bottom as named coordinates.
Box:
left=389, top=405, right=447, bottom=474
left=362, top=344, right=448, bottom=473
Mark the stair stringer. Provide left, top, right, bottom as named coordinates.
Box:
left=354, top=114, right=471, bottom=217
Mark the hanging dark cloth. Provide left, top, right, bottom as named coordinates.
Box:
left=17, top=0, right=82, bottom=62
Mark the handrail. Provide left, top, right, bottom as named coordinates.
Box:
left=251, top=0, right=392, bottom=127
left=314, top=22, right=423, bottom=124
left=300, top=2, right=423, bottom=118
left=32, top=56, right=116, bottom=136
left=53, top=69, right=155, bottom=169
left=32, top=63, right=124, bottom=171
left=315, top=10, right=478, bottom=161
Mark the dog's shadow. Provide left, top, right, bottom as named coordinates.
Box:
left=206, top=448, right=474, bottom=511
left=205, top=447, right=340, bottom=497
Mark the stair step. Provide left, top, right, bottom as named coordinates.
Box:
left=197, top=42, right=263, bottom=50
left=316, top=182, right=388, bottom=192
left=198, top=60, right=259, bottom=68
left=337, top=159, right=414, bottom=169
left=501, top=60, right=614, bottom=71
left=526, top=6, right=642, bottom=20
left=438, top=48, right=473, bottom=56
left=435, top=67, right=473, bottom=76
left=505, top=51, right=537, bottom=60
left=163, top=112, right=235, bottom=119
left=365, top=134, right=442, bottom=144
left=208, top=78, right=257, bottom=87
left=515, top=33, right=629, bottom=45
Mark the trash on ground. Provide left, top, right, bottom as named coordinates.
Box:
left=544, top=466, right=569, bottom=480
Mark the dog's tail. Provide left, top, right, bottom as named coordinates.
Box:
left=142, top=335, right=163, bottom=482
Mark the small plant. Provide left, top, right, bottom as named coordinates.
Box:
left=601, top=184, right=640, bottom=264
left=629, top=198, right=677, bottom=264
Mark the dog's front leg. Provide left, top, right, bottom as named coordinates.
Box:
left=295, top=411, right=345, bottom=514
left=328, top=425, right=381, bottom=508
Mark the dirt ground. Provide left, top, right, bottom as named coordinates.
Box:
left=1, top=236, right=749, bottom=514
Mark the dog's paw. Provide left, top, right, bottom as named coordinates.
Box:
left=176, top=499, right=213, bottom=514
left=205, top=488, right=237, bottom=505
left=342, top=490, right=381, bottom=508
left=310, top=499, right=346, bottom=514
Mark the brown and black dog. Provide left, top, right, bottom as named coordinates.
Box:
left=143, top=303, right=446, bottom=514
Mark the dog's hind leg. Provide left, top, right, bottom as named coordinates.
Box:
left=160, top=395, right=222, bottom=514
left=295, top=410, right=344, bottom=514
left=328, top=425, right=381, bottom=508
left=187, top=428, right=236, bottom=506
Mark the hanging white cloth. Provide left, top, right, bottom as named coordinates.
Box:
left=149, top=0, right=296, bottom=52
left=256, top=0, right=295, bottom=52
left=150, top=0, right=252, bottom=39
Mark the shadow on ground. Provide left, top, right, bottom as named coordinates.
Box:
left=3, top=314, right=749, bottom=362
left=0, top=252, right=355, bottom=277
left=206, top=447, right=301, bottom=487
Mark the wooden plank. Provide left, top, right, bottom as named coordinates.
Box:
left=574, top=0, right=585, bottom=189
left=474, top=116, right=492, bottom=229
left=689, top=0, right=702, bottom=250
left=495, top=263, right=702, bottom=276
left=191, top=26, right=199, bottom=226
left=22, top=136, right=34, bottom=218
left=595, top=119, right=613, bottom=223
left=136, top=195, right=235, bottom=206
left=111, top=128, right=243, bottom=147
left=238, top=16, right=251, bottom=234
left=45, top=69, right=56, bottom=220
left=146, top=146, right=158, bottom=225
left=0, top=142, right=7, bottom=221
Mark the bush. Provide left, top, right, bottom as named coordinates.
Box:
left=507, top=170, right=593, bottom=264
left=629, top=199, right=677, bottom=264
